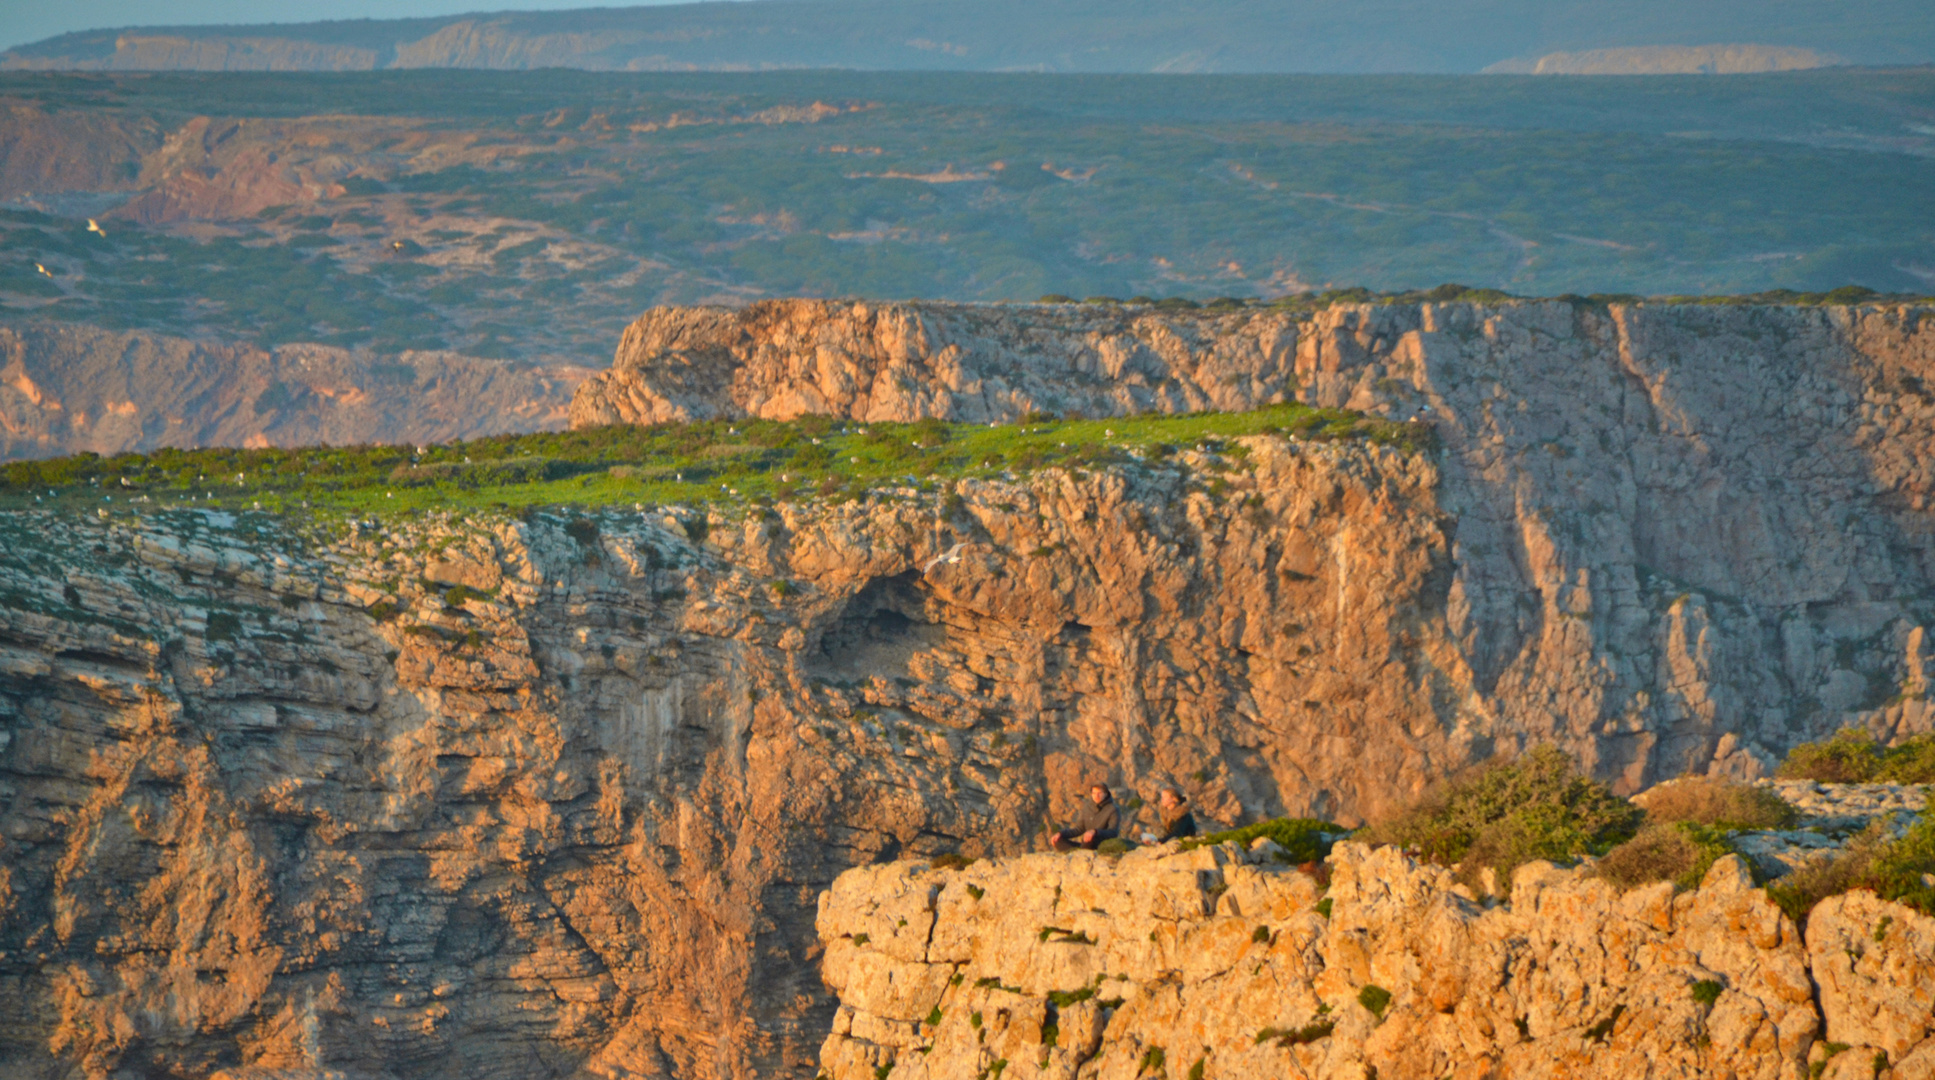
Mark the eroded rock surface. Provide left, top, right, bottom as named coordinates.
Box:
left=820, top=844, right=1935, bottom=1080
left=0, top=321, right=589, bottom=460
left=1808, top=890, right=1935, bottom=1079
left=5, top=297, right=1935, bottom=1079
left=569, top=301, right=1301, bottom=429
left=0, top=440, right=1468, bottom=1079
left=577, top=299, right=1935, bottom=788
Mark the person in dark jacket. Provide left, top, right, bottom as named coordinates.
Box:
left=1141, top=786, right=1197, bottom=844
left=1047, top=783, right=1121, bottom=851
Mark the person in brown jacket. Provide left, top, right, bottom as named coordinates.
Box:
left=1047, top=782, right=1121, bottom=851
left=1139, top=786, right=1197, bottom=843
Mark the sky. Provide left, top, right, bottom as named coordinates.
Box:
left=0, top=0, right=715, bottom=51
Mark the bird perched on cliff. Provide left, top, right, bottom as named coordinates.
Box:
left=86, top=219, right=107, bottom=238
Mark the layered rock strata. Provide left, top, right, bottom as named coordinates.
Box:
left=575, top=299, right=1935, bottom=788
left=0, top=321, right=588, bottom=459
left=0, top=436, right=1460, bottom=1079
left=817, top=843, right=1935, bottom=1080
left=4, top=296, right=1934, bottom=1079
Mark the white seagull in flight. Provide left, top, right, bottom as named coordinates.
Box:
left=34, top=263, right=53, bottom=277
left=86, top=219, right=107, bottom=237
left=922, top=542, right=965, bottom=573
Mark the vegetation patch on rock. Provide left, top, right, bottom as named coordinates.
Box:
left=1597, top=777, right=1802, bottom=891
left=1765, top=815, right=1935, bottom=923
left=0, top=403, right=1422, bottom=521
left=1777, top=727, right=1935, bottom=784
left=1180, top=816, right=1339, bottom=862
left=1364, top=745, right=1642, bottom=894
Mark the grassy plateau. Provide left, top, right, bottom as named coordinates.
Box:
left=0, top=402, right=1425, bottom=521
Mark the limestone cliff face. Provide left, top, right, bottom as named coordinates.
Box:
left=0, top=438, right=1462, bottom=1079
left=817, top=843, right=1935, bottom=1080
left=5, top=298, right=1933, bottom=1080
left=0, top=321, right=588, bottom=460
left=568, top=301, right=1300, bottom=429
left=576, top=299, right=1935, bottom=788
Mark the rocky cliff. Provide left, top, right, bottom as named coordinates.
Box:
left=3, top=297, right=1934, bottom=1080
left=0, top=322, right=587, bottom=460
left=816, top=842, right=1935, bottom=1080
left=0, top=432, right=1459, bottom=1079
left=578, top=298, right=1935, bottom=787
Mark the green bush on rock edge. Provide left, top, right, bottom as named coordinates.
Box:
left=1778, top=727, right=1935, bottom=784
left=1364, top=745, right=1641, bottom=896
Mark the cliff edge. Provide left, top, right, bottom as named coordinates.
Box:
left=576, top=299, right=1935, bottom=787
left=817, top=842, right=1935, bottom=1080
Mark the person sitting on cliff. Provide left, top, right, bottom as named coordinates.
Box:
left=1139, top=786, right=1197, bottom=844
left=1046, top=782, right=1121, bottom=851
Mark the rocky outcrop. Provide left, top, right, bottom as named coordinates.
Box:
left=0, top=321, right=588, bottom=459
left=817, top=843, right=1935, bottom=1080
left=568, top=301, right=1301, bottom=429
left=0, top=437, right=1466, bottom=1078
left=577, top=299, right=1935, bottom=788
left=1721, top=780, right=1927, bottom=878
left=5, top=297, right=1935, bottom=1079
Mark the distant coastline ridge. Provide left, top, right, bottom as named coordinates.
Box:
left=1484, top=43, right=1842, bottom=75
left=1, top=0, right=1924, bottom=74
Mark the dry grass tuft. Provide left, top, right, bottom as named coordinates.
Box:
left=1636, top=777, right=1798, bottom=831
left=1595, top=822, right=1730, bottom=891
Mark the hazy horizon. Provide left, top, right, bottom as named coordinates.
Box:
left=0, top=0, right=727, bottom=52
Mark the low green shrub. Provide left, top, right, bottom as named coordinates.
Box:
left=1690, top=979, right=1723, bottom=1006
left=1182, top=817, right=1337, bottom=862
left=1779, top=727, right=1935, bottom=783
left=1356, top=985, right=1392, bottom=1019
left=1365, top=745, right=1641, bottom=895
left=1766, top=815, right=1935, bottom=924
left=1096, top=837, right=1133, bottom=856
left=930, top=852, right=975, bottom=871
left=205, top=611, right=243, bottom=641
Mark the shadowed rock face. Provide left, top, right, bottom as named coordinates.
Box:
left=0, top=321, right=589, bottom=459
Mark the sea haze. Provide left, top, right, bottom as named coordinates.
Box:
left=4, top=0, right=1933, bottom=73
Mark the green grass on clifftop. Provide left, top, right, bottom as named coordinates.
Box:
left=0, top=402, right=1426, bottom=520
